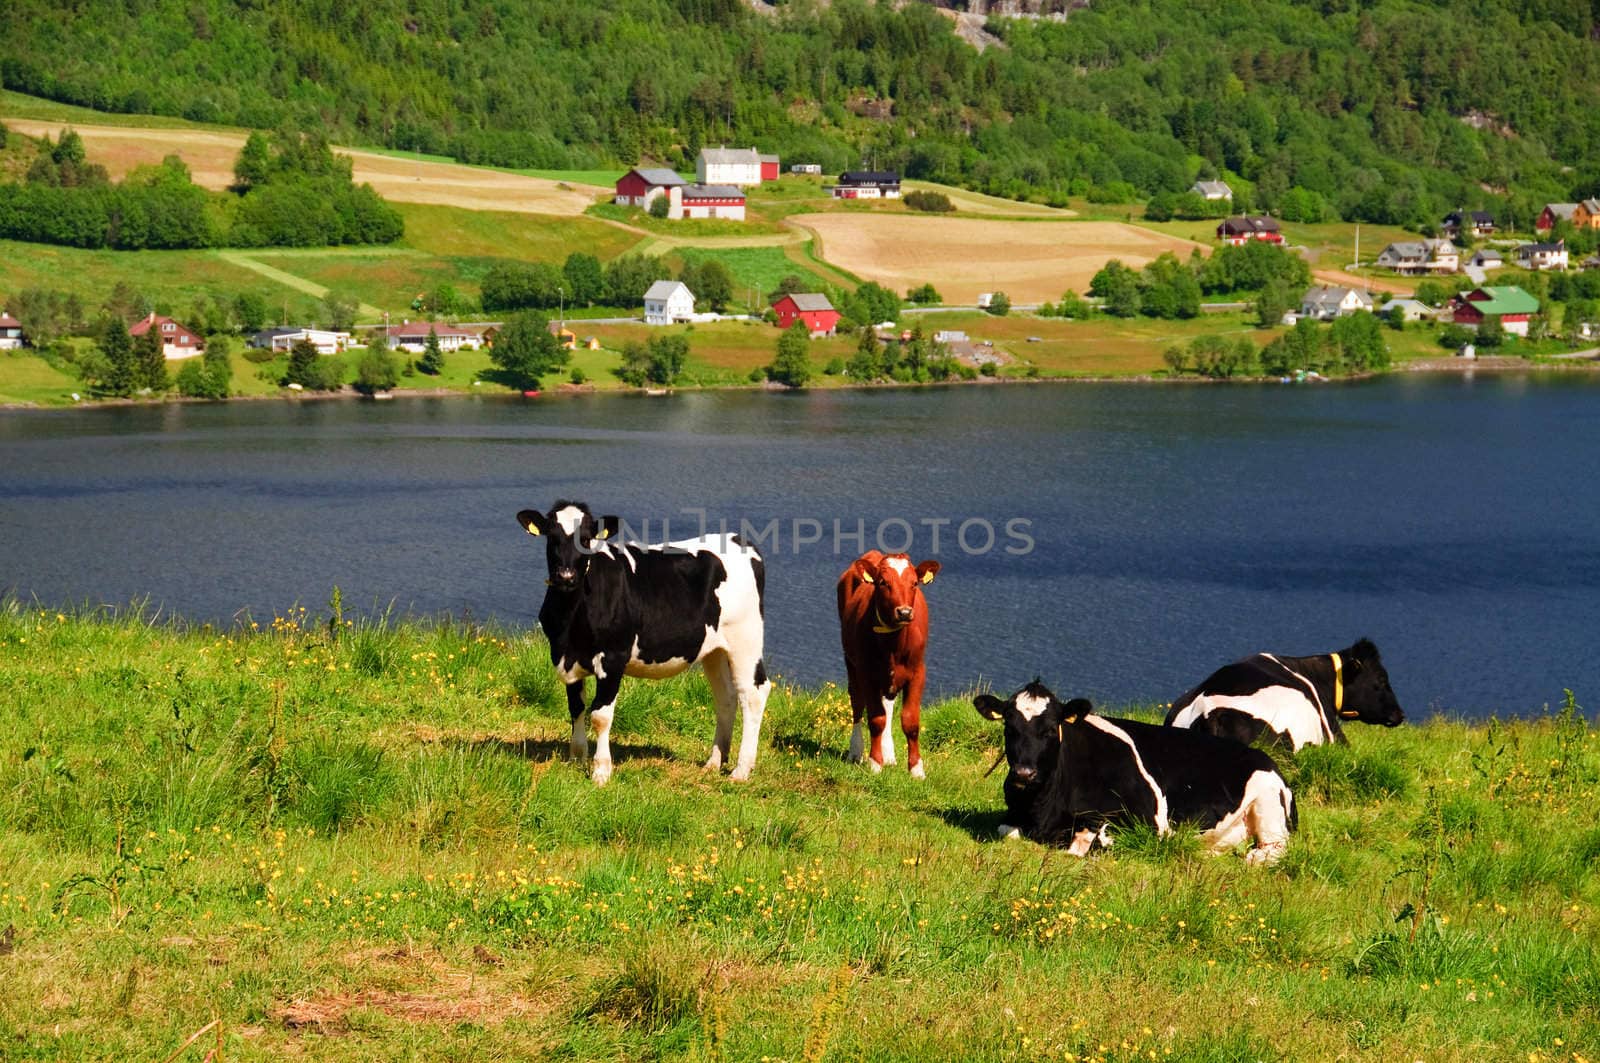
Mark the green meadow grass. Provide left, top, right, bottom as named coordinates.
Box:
left=0, top=603, right=1597, bottom=1060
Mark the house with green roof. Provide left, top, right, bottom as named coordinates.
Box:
left=1452, top=285, right=1540, bottom=336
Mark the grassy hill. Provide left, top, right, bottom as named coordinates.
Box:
left=0, top=603, right=1597, bottom=1060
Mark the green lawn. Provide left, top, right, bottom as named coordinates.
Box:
left=670, top=247, right=839, bottom=308
left=0, top=350, right=80, bottom=405
left=0, top=606, right=1596, bottom=1061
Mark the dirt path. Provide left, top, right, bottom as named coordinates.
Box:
left=214, top=251, right=384, bottom=318
left=2, top=118, right=600, bottom=216
left=1312, top=267, right=1412, bottom=295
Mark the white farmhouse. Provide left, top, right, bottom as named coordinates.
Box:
left=0, top=311, right=22, bottom=350
left=697, top=147, right=762, bottom=187
left=1299, top=285, right=1375, bottom=320
left=644, top=281, right=696, bottom=325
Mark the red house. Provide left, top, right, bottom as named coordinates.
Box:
left=760, top=153, right=780, bottom=182
left=772, top=293, right=841, bottom=336
left=1216, top=216, right=1283, bottom=245
left=128, top=313, right=204, bottom=359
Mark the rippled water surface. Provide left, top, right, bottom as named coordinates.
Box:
left=4, top=374, right=1598, bottom=716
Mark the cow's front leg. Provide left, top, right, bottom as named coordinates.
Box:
left=587, top=668, right=625, bottom=786
left=900, top=674, right=926, bottom=779
left=844, top=665, right=867, bottom=765
left=729, top=656, right=771, bottom=782
left=565, top=680, right=588, bottom=762
left=871, top=694, right=896, bottom=770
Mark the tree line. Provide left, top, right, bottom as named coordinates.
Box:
left=0, top=127, right=403, bottom=249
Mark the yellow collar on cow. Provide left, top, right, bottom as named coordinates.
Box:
left=1333, top=652, right=1357, bottom=719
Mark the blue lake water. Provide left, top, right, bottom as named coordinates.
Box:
left=2, top=374, right=1598, bottom=718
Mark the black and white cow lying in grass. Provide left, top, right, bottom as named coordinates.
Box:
left=1164, top=638, right=1404, bottom=751
left=975, top=680, right=1296, bottom=865
left=517, top=500, right=772, bottom=785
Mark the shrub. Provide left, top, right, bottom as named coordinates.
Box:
left=823, top=356, right=845, bottom=375
left=906, top=283, right=943, bottom=305
left=979, top=361, right=998, bottom=377
left=903, top=189, right=954, bottom=213
left=353, top=346, right=400, bottom=395
left=648, top=194, right=670, bottom=219
left=569, top=367, right=587, bottom=385
left=985, top=291, right=1011, bottom=316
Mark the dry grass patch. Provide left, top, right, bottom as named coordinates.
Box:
left=794, top=215, right=1204, bottom=303
left=2, top=119, right=601, bottom=216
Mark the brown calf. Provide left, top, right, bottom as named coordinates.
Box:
left=837, top=550, right=940, bottom=777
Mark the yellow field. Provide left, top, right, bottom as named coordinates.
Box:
left=1, top=118, right=602, bottom=216
left=792, top=215, right=1205, bottom=303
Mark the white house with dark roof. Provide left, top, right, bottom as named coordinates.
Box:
left=1191, top=180, right=1232, bottom=201
left=386, top=321, right=479, bottom=353
left=697, top=147, right=762, bottom=187
left=1516, top=240, right=1569, bottom=271
left=1375, top=238, right=1459, bottom=275
left=1299, top=285, right=1375, bottom=320
left=250, top=327, right=352, bottom=355
left=644, top=281, right=695, bottom=325
left=674, top=183, right=746, bottom=221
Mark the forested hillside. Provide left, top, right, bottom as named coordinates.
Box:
left=5, top=0, right=1600, bottom=225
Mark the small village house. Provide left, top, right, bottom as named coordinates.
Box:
left=790, top=163, right=822, bottom=175
left=129, top=313, right=204, bottom=359
left=771, top=293, right=841, bottom=337
left=697, top=147, right=763, bottom=187
left=1469, top=248, right=1504, bottom=270
left=676, top=184, right=746, bottom=221
left=1216, top=216, right=1283, bottom=245
left=759, top=154, right=780, bottom=182
left=249, top=327, right=351, bottom=355
left=1452, top=285, right=1540, bottom=336
left=614, top=167, right=687, bottom=209
left=1375, top=238, right=1459, bottom=275
left=1536, top=200, right=1600, bottom=231
left=1382, top=298, right=1444, bottom=323
left=547, top=321, right=577, bottom=349
left=829, top=171, right=902, bottom=200
left=1190, top=180, right=1232, bottom=201
left=1516, top=240, right=1568, bottom=271
left=479, top=325, right=500, bottom=348
left=1299, top=285, right=1374, bottom=320
left=0, top=310, right=23, bottom=350
left=644, top=281, right=695, bottom=325
left=1442, top=210, right=1495, bottom=238
left=386, top=321, right=478, bottom=353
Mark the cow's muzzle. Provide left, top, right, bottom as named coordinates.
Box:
left=1011, top=765, right=1038, bottom=783
left=549, top=569, right=579, bottom=590
left=894, top=606, right=914, bottom=623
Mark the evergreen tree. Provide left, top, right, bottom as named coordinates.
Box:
left=353, top=346, right=400, bottom=395
left=766, top=322, right=812, bottom=388
left=233, top=131, right=272, bottom=189
left=417, top=327, right=445, bottom=375
left=283, top=337, right=320, bottom=386
left=846, top=326, right=882, bottom=382
left=132, top=328, right=168, bottom=392
left=97, top=317, right=136, bottom=398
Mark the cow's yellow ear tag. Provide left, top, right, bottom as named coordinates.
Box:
left=860, top=573, right=874, bottom=584
left=921, top=570, right=935, bottom=584
left=597, top=528, right=610, bottom=539
left=526, top=526, right=541, bottom=536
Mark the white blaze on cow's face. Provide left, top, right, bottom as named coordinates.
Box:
left=516, top=500, right=619, bottom=592
left=974, top=681, right=1089, bottom=789
left=856, top=553, right=940, bottom=631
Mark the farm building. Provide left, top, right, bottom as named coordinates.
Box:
left=1375, top=239, right=1459, bottom=275
left=771, top=293, right=841, bottom=337
left=249, top=327, right=351, bottom=355
left=1442, top=210, right=1495, bottom=238
left=0, top=311, right=22, bottom=350
left=129, top=313, right=204, bottom=359
left=644, top=281, right=695, bottom=325
left=547, top=322, right=577, bottom=349
left=1516, top=241, right=1568, bottom=271
left=1382, top=298, right=1445, bottom=323
left=1299, top=286, right=1374, bottom=320
left=830, top=171, right=902, bottom=199
left=790, top=163, right=822, bottom=175
left=1452, top=286, right=1540, bottom=336
left=1190, top=180, right=1232, bottom=201
left=386, top=321, right=478, bottom=353
left=760, top=154, right=780, bottom=182
left=697, top=147, right=762, bottom=187
left=614, top=167, right=686, bottom=209
left=676, top=184, right=746, bottom=221
left=1469, top=248, right=1504, bottom=269
left=1216, top=216, right=1282, bottom=245
left=1536, top=200, right=1600, bottom=231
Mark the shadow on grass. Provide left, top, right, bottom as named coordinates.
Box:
left=456, top=735, right=677, bottom=765
left=932, top=805, right=1009, bottom=842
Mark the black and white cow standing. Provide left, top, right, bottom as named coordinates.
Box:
left=1164, top=638, right=1404, bottom=751
left=516, top=501, right=772, bottom=785
left=975, top=680, right=1296, bottom=865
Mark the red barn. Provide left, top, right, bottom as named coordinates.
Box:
left=614, top=167, right=686, bottom=209
left=772, top=293, right=841, bottom=336
left=759, top=153, right=780, bottom=182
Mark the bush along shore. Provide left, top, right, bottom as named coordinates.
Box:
left=1, top=602, right=1597, bottom=1060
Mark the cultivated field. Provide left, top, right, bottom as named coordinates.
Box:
left=0, top=606, right=1596, bottom=1061
left=793, top=216, right=1205, bottom=303
left=0, top=118, right=602, bottom=216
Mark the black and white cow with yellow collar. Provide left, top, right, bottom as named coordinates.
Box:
left=1164, top=638, right=1404, bottom=750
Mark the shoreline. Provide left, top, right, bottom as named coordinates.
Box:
left=3, top=354, right=1597, bottom=413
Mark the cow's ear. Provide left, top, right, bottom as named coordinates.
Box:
left=1060, top=698, right=1093, bottom=724
left=855, top=561, right=875, bottom=585
left=517, top=509, right=549, bottom=536
left=973, top=694, right=1007, bottom=720
left=916, top=560, right=941, bottom=585
left=596, top=514, right=621, bottom=540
